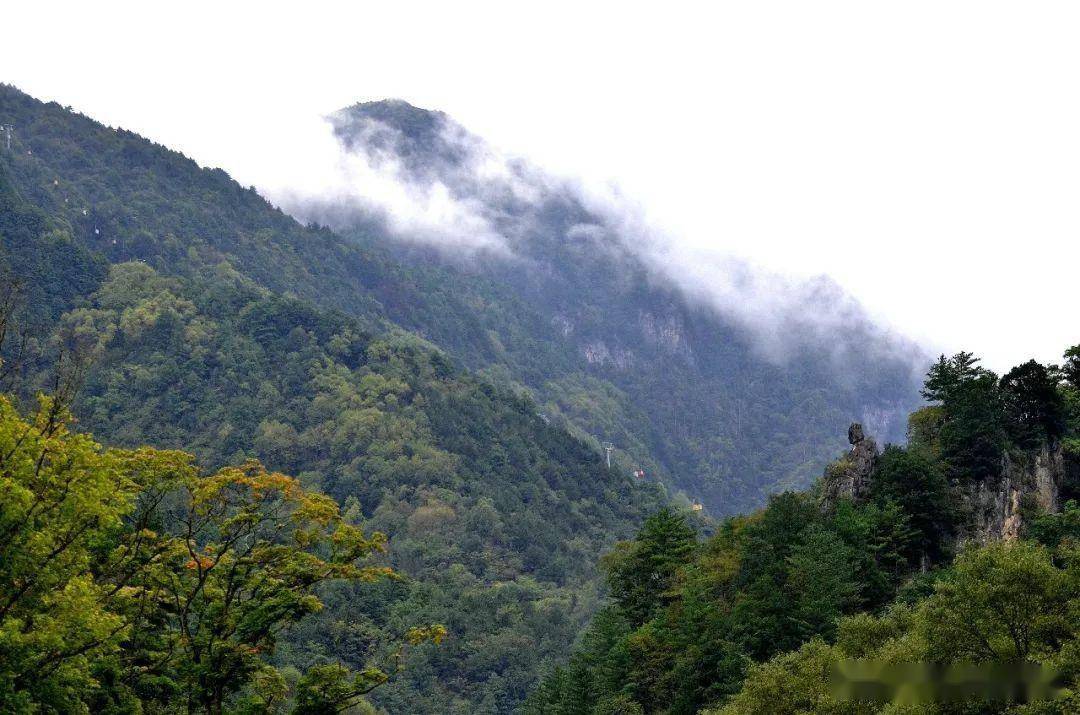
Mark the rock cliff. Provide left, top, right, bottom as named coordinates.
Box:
left=820, top=423, right=1065, bottom=542
left=956, top=442, right=1063, bottom=543
left=820, top=422, right=878, bottom=507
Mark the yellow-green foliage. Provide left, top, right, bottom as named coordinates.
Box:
left=0, top=393, right=430, bottom=713
left=906, top=406, right=944, bottom=458
left=0, top=395, right=135, bottom=711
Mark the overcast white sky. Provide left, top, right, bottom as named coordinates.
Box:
left=3, top=1, right=1079, bottom=371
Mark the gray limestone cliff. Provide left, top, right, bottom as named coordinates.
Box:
left=820, top=422, right=879, bottom=507
left=820, top=422, right=1065, bottom=542
left=956, top=442, right=1063, bottom=544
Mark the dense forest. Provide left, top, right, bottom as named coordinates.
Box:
left=2, top=84, right=1077, bottom=714
left=306, top=98, right=926, bottom=514
left=0, top=86, right=672, bottom=711
left=528, top=351, right=1080, bottom=714
left=0, top=84, right=923, bottom=518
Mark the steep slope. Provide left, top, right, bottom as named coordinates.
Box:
left=283, top=99, right=926, bottom=514
left=65, top=263, right=670, bottom=712
left=4, top=82, right=924, bottom=516
left=530, top=351, right=1080, bottom=714
left=0, top=85, right=403, bottom=326
left=0, top=84, right=924, bottom=516
left=0, top=86, right=670, bottom=712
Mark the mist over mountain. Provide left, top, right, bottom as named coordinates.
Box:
left=0, top=84, right=673, bottom=711
left=5, top=81, right=1075, bottom=715
left=280, top=99, right=924, bottom=366
left=274, top=98, right=927, bottom=512
left=4, top=6, right=1080, bottom=712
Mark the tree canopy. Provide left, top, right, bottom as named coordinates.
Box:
left=531, top=349, right=1080, bottom=714
left=0, top=392, right=445, bottom=713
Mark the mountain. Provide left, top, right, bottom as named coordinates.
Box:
left=0, top=84, right=922, bottom=711
left=0, top=85, right=671, bottom=712
left=3, top=85, right=1073, bottom=715
left=282, top=98, right=926, bottom=515
left=2, top=83, right=925, bottom=517
left=529, top=351, right=1080, bottom=714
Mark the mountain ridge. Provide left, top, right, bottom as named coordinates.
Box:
left=0, top=84, right=672, bottom=711
left=290, top=96, right=927, bottom=512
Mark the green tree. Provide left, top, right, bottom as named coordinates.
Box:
left=1029, top=500, right=1080, bottom=549
left=921, top=351, right=988, bottom=404
left=705, top=639, right=862, bottom=715
left=117, top=457, right=408, bottom=714
left=939, top=373, right=1006, bottom=482
left=291, top=624, right=447, bottom=715
left=0, top=395, right=137, bottom=711
left=731, top=493, right=862, bottom=660
left=999, top=360, right=1065, bottom=449
left=869, top=445, right=953, bottom=563
left=605, top=508, right=697, bottom=628
left=1062, top=345, right=1080, bottom=390
left=919, top=541, right=1076, bottom=663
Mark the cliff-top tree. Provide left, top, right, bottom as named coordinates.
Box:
left=999, top=359, right=1065, bottom=449
left=921, top=351, right=988, bottom=403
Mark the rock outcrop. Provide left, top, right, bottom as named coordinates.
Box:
left=819, top=421, right=1065, bottom=543
left=956, top=442, right=1063, bottom=544
left=821, top=422, right=878, bottom=508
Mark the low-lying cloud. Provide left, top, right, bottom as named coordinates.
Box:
left=260, top=112, right=508, bottom=253
left=264, top=101, right=929, bottom=373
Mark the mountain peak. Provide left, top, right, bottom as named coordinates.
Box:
left=338, top=98, right=445, bottom=133
left=330, top=98, right=469, bottom=174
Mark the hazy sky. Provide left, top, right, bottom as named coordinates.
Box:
left=3, top=2, right=1079, bottom=371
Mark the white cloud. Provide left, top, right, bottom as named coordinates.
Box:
left=4, top=1, right=1078, bottom=371
left=253, top=114, right=508, bottom=253
left=266, top=109, right=923, bottom=369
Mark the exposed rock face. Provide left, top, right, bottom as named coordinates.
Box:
left=956, top=442, right=1063, bottom=544
left=638, top=311, right=692, bottom=359
left=581, top=340, right=635, bottom=370
left=819, top=421, right=1065, bottom=543
left=821, top=422, right=879, bottom=508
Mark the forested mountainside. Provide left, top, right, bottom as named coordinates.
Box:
left=13, top=83, right=1063, bottom=715
left=0, top=84, right=925, bottom=519
left=529, top=351, right=1080, bottom=714
left=0, top=86, right=673, bottom=712
left=287, top=98, right=925, bottom=514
